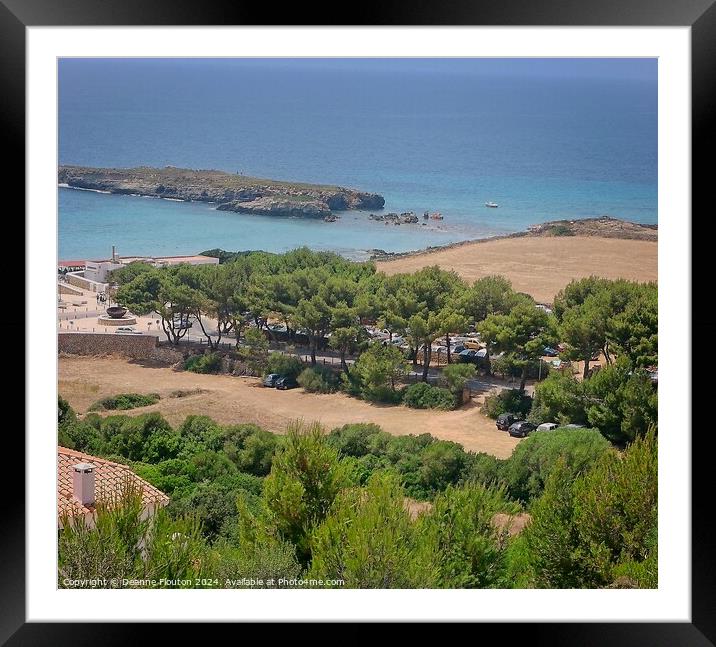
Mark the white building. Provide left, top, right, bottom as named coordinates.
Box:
left=77, top=246, right=220, bottom=285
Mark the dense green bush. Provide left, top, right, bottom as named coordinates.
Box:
left=184, top=353, right=223, bottom=374
left=481, top=388, right=532, bottom=419
left=418, top=483, right=519, bottom=588
left=403, top=382, right=456, bottom=410
left=297, top=366, right=340, bottom=393
left=89, top=392, right=160, bottom=411
left=440, top=363, right=476, bottom=404
left=490, top=356, right=549, bottom=382
left=418, top=441, right=468, bottom=493
left=261, top=421, right=351, bottom=563
left=583, top=364, right=658, bottom=445
left=211, top=539, right=302, bottom=587
left=326, top=423, right=390, bottom=458
left=309, top=472, right=440, bottom=588
left=59, top=487, right=207, bottom=587
left=265, top=353, right=304, bottom=379
left=463, top=452, right=504, bottom=489
left=169, top=472, right=263, bottom=542
left=528, top=372, right=586, bottom=426
left=100, top=413, right=176, bottom=463
left=178, top=415, right=224, bottom=453
left=346, top=343, right=405, bottom=403
left=501, top=427, right=611, bottom=503
left=523, top=431, right=657, bottom=588
left=133, top=458, right=196, bottom=495
left=233, top=429, right=279, bottom=476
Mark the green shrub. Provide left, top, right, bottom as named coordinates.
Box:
left=58, top=419, right=104, bottom=454
left=89, top=392, right=160, bottom=411
left=212, top=539, right=302, bottom=587
left=418, top=440, right=468, bottom=493
left=234, top=429, right=279, bottom=476
left=177, top=415, right=224, bottom=454
left=481, top=389, right=532, bottom=419
left=348, top=343, right=405, bottom=403
left=168, top=472, right=263, bottom=542
left=308, top=472, right=440, bottom=588
left=99, top=412, right=174, bottom=463
left=132, top=458, right=196, bottom=495
left=491, top=356, right=549, bottom=381
left=297, top=366, right=340, bottom=393
left=440, top=363, right=476, bottom=403
left=417, top=483, right=519, bottom=588
left=184, top=353, right=222, bottom=374
left=463, top=452, right=505, bottom=489
left=501, top=427, right=611, bottom=503
left=327, top=423, right=390, bottom=458
left=265, top=353, right=304, bottom=379
left=403, top=382, right=456, bottom=410
left=528, top=372, right=586, bottom=426
left=547, top=224, right=575, bottom=236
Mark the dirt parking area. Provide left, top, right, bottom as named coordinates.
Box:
left=58, top=355, right=520, bottom=459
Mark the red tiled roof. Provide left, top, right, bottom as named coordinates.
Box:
left=57, top=446, right=169, bottom=520
left=58, top=260, right=86, bottom=267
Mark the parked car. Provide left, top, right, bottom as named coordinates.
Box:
left=542, top=346, right=559, bottom=357
left=115, top=326, right=141, bottom=335
left=508, top=421, right=536, bottom=438
left=458, top=349, right=478, bottom=363
left=262, top=373, right=282, bottom=387
left=537, top=422, right=558, bottom=432
left=275, top=376, right=299, bottom=390
left=173, top=318, right=193, bottom=329
left=496, top=412, right=522, bottom=431
left=451, top=344, right=466, bottom=354
left=464, top=340, right=482, bottom=350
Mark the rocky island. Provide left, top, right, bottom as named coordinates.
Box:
left=58, top=165, right=385, bottom=219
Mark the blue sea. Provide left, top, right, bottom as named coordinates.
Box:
left=58, top=58, right=657, bottom=260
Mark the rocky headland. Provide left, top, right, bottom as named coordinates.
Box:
left=58, top=165, right=385, bottom=218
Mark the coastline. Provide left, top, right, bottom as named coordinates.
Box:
left=368, top=216, right=657, bottom=262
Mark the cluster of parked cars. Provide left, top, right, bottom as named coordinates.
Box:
left=496, top=413, right=565, bottom=438
left=496, top=414, right=587, bottom=438
left=262, top=373, right=299, bottom=390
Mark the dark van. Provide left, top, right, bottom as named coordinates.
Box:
left=496, top=412, right=521, bottom=431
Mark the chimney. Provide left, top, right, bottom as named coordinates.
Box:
left=111, top=245, right=117, bottom=263
left=72, top=462, right=96, bottom=507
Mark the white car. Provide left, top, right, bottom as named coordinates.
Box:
left=115, top=326, right=141, bottom=335
left=537, top=422, right=558, bottom=432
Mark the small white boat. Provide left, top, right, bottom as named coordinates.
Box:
left=485, top=201, right=499, bottom=208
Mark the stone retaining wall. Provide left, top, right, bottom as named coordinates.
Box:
left=66, top=272, right=108, bottom=293
left=58, top=332, right=182, bottom=364
left=58, top=282, right=83, bottom=296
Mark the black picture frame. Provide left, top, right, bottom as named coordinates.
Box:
left=5, top=0, right=710, bottom=640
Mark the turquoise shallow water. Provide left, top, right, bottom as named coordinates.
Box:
left=58, top=58, right=657, bottom=260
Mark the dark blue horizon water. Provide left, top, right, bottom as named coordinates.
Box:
left=58, top=58, right=657, bottom=260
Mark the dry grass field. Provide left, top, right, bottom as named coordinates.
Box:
left=376, top=236, right=657, bottom=304
left=59, top=355, right=521, bottom=458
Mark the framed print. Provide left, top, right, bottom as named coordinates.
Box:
left=5, top=0, right=712, bottom=639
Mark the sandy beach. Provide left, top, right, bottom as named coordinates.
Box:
left=376, top=235, right=657, bottom=304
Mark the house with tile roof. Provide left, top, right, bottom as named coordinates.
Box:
left=57, top=446, right=169, bottom=527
